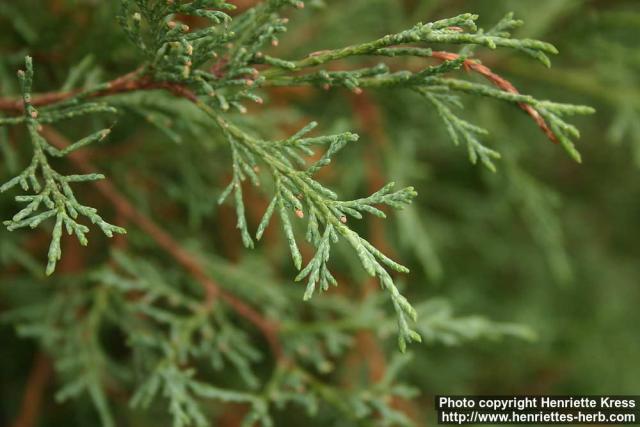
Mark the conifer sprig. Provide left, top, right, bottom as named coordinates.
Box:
left=0, top=57, right=125, bottom=275
left=211, top=113, right=420, bottom=349
left=256, top=12, right=594, bottom=165
left=0, top=0, right=594, bottom=350
left=0, top=3, right=614, bottom=427
left=259, top=13, right=555, bottom=74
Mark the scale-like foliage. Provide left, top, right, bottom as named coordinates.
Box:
left=0, top=57, right=125, bottom=275
left=0, top=1, right=610, bottom=426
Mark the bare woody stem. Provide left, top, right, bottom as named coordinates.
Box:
left=430, top=51, right=557, bottom=143
left=0, top=68, right=197, bottom=112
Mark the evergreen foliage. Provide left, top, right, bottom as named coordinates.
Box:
left=0, top=1, right=637, bottom=426
left=1, top=57, right=125, bottom=275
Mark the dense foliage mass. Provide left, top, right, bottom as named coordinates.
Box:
left=1, top=1, right=638, bottom=426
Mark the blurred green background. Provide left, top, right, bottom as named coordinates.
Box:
left=1, top=0, right=639, bottom=426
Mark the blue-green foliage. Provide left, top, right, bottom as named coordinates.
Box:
left=2, top=1, right=632, bottom=426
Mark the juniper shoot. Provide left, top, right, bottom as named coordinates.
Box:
left=0, top=1, right=598, bottom=426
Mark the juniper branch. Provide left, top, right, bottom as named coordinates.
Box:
left=0, top=57, right=125, bottom=275
left=0, top=3, right=594, bottom=349
left=206, top=108, right=420, bottom=350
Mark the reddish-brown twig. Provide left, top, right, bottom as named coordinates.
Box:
left=430, top=51, right=557, bottom=144
left=10, top=353, right=53, bottom=427
left=0, top=69, right=197, bottom=112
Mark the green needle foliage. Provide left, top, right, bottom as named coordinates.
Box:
left=0, top=0, right=591, bottom=337
left=3, top=1, right=633, bottom=426
left=0, top=57, right=125, bottom=275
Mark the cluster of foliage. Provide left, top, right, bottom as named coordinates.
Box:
left=1, top=0, right=638, bottom=426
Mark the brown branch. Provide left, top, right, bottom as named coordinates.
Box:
left=10, top=353, right=53, bottom=427
left=350, top=92, right=395, bottom=255
left=348, top=93, right=418, bottom=425
left=0, top=68, right=197, bottom=112
left=430, top=50, right=558, bottom=144
left=39, top=126, right=285, bottom=361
